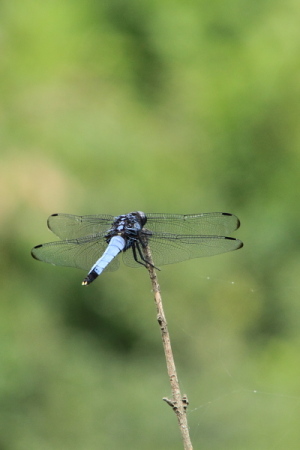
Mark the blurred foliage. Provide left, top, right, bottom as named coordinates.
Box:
left=1, top=0, right=300, bottom=448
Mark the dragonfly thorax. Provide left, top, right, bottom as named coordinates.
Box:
left=105, top=211, right=148, bottom=249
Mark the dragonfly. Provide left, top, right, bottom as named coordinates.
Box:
left=31, top=211, right=243, bottom=285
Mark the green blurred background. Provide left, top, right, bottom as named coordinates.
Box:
left=1, top=0, right=300, bottom=448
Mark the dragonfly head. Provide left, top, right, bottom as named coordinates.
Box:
left=133, top=211, right=147, bottom=227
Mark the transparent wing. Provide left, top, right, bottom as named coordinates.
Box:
left=31, top=235, right=120, bottom=272
left=145, top=213, right=240, bottom=236
left=47, top=214, right=115, bottom=239
left=46, top=212, right=240, bottom=240
left=123, top=233, right=243, bottom=268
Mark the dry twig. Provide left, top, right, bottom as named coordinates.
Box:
left=143, top=244, right=193, bottom=450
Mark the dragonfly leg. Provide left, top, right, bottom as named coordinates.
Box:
left=131, top=242, right=148, bottom=267
left=135, top=240, right=160, bottom=271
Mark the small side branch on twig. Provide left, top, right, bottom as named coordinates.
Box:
left=163, top=394, right=189, bottom=412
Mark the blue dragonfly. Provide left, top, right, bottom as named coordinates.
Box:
left=31, top=211, right=243, bottom=285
